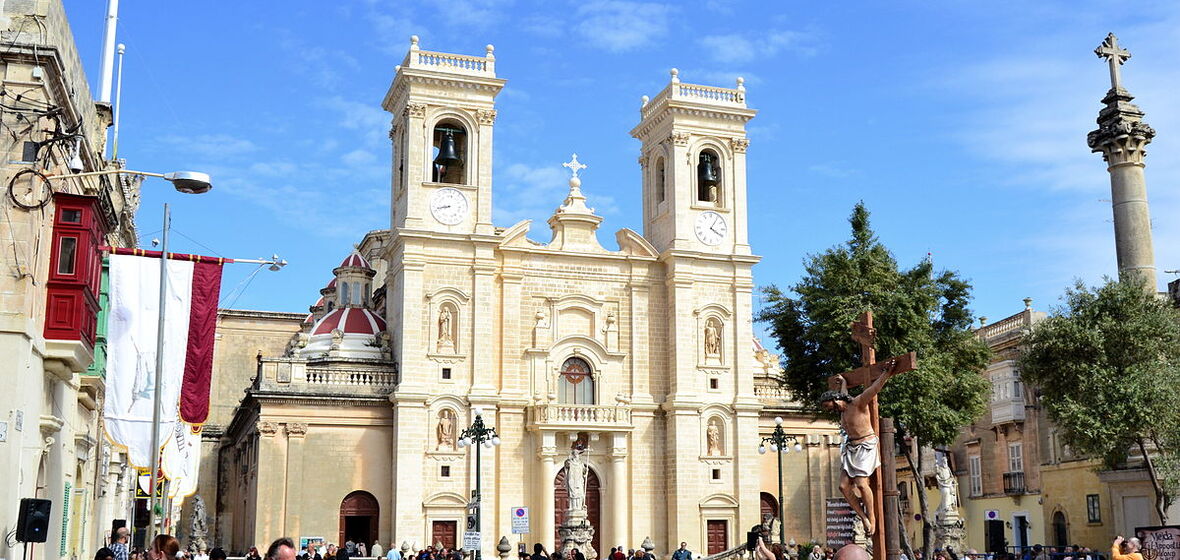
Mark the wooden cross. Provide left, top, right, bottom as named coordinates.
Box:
left=828, top=310, right=917, bottom=559
left=1095, top=32, right=1131, bottom=91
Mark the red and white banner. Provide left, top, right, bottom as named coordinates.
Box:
left=103, top=250, right=223, bottom=468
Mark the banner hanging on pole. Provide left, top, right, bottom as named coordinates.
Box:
left=103, top=250, right=224, bottom=467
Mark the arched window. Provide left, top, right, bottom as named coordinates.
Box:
left=558, top=357, right=595, bottom=405
left=655, top=156, right=666, bottom=203
left=432, top=121, right=467, bottom=184
left=340, top=282, right=351, bottom=307
left=1052, top=511, right=1068, bottom=548
left=697, top=149, right=721, bottom=204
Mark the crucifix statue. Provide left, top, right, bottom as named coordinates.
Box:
left=822, top=311, right=916, bottom=544
left=1095, top=32, right=1131, bottom=92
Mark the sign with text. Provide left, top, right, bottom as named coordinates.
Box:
left=1137, top=526, right=1180, bottom=560
left=825, top=498, right=855, bottom=547
left=464, top=531, right=482, bottom=551
left=511, top=507, right=530, bottom=534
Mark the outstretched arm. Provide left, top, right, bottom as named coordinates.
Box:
left=855, top=359, right=898, bottom=405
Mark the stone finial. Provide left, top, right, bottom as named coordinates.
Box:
left=410, top=35, right=420, bottom=50
left=1023, top=297, right=1033, bottom=310
left=669, top=68, right=680, bottom=84
left=486, top=44, right=496, bottom=58
left=641, top=95, right=649, bottom=107
left=979, top=316, right=988, bottom=327
left=642, top=537, right=655, bottom=553
left=497, top=537, right=512, bottom=559
left=736, top=76, right=745, bottom=91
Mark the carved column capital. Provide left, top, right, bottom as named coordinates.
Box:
left=286, top=422, right=309, bottom=438
left=476, top=109, right=498, bottom=125
left=729, top=137, right=750, bottom=153
left=669, top=132, right=691, bottom=147
left=257, top=421, right=278, bottom=437
left=404, top=103, right=427, bottom=119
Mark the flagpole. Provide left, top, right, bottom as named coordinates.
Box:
left=146, top=203, right=170, bottom=541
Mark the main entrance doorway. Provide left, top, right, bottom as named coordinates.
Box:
left=707, top=520, right=729, bottom=555
left=554, top=467, right=601, bottom=554
left=340, top=491, right=379, bottom=548
left=432, top=520, right=458, bottom=550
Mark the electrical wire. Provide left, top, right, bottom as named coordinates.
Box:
left=170, top=228, right=226, bottom=259
left=220, top=264, right=267, bottom=309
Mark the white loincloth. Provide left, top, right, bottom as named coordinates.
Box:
left=841, top=435, right=881, bottom=478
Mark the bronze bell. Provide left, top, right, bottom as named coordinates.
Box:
left=698, top=152, right=720, bottom=201
left=434, top=130, right=463, bottom=167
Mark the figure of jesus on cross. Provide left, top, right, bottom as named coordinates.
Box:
left=821, top=311, right=916, bottom=541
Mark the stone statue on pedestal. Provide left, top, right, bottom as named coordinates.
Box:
left=558, top=447, right=596, bottom=560
left=932, top=452, right=964, bottom=552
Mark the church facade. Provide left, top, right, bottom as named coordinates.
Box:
left=200, top=39, right=846, bottom=557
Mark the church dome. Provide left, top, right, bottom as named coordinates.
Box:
left=337, top=252, right=373, bottom=271
left=300, top=307, right=388, bottom=360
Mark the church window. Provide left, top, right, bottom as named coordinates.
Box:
left=340, top=282, right=351, bottom=307
left=709, top=378, right=719, bottom=390
left=441, top=465, right=451, bottom=478
left=655, top=157, right=666, bottom=203
left=711, top=468, right=721, bottom=480
left=558, top=357, right=595, bottom=405
left=442, top=367, right=452, bottom=380
left=432, top=121, right=467, bottom=184
left=697, top=149, right=721, bottom=204
left=968, top=454, right=982, bottom=497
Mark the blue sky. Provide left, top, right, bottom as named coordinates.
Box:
left=62, top=1, right=1180, bottom=330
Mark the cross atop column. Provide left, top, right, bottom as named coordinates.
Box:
left=562, top=153, right=587, bottom=179
left=1095, top=32, right=1131, bottom=91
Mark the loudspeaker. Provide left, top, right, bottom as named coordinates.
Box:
left=16, top=498, right=52, bottom=543
left=746, top=531, right=759, bottom=551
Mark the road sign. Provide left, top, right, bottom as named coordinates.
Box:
left=463, top=531, right=481, bottom=550
left=511, top=507, right=530, bottom=534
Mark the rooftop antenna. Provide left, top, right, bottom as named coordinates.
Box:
left=98, top=0, right=119, bottom=103
left=112, top=43, right=126, bottom=159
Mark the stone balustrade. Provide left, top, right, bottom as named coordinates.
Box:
left=529, top=403, right=632, bottom=429
left=977, top=309, right=1032, bottom=342
left=257, top=358, right=397, bottom=396
left=642, top=75, right=747, bottom=121
left=400, top=38, right=496, bottom=77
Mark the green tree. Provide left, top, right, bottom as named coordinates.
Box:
left=757, top=203, right=990, bottom=556
left=1019, top=279, right=1180, bottom=522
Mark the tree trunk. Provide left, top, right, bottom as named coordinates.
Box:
left=1138, top=437, right=1169, bottom=523
left=898, top=498, right=915, bottom=560
left=902, top=445, right=934, bottom=560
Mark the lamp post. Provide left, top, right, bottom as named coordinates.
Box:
left=458, top=406, right=501, bottom=560
left=758, top=416, right=801, bottom=545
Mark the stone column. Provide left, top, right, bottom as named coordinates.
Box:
left=1088, top=34, right=1157, bottom=292
left=609, top=434, right=630, bottom=551
left=539, top=433, right=558, bottom=550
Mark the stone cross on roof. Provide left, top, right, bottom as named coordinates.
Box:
left=1095, top=32, right=1131, bottom=91
left=562, top=154, right=587, bottom=179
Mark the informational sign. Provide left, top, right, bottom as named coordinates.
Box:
left=511, top=507, right=530, bottom=534
left=464, top=531, right=482, bottom=551
left=825, top=498, right=855, bottom=547
left=1137, top=526, right=1180, bottom=560
left=300, top=538, right=325, bottom=552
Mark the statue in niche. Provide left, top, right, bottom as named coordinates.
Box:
left=704, top=318, right=722, bottom=357
left=437, top=306, right=454, bottom=352
left=436, top=410, right=456, bottom=450
left=707, top=419, right=723, bottom=456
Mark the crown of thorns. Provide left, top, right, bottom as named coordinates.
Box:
left=819, top=390, right=852, bottom=403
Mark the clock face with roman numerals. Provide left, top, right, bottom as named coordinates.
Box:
left=429, top=187, right=469, bottom=225
left=694, top=211, right=727, bottom=246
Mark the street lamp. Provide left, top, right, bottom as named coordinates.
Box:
left=758, top=416, right=801, bottom=545
left=52, top=168, right=213, bottom=194
left=458, top=406, right=501, bottom=560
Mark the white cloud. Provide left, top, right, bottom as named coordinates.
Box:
left=700, top=30, right=815, bottom=64
left=158, top=134, right=257, bottom=160
left=576, top=1, right=673, bottom=53
left=342, top=149, right=376, bottom=166
left=318, top=96, right=391, bottom=148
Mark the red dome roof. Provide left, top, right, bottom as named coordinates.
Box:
left=303, top=313, right=314, bottom=324
left=325, top=278, right=337, bottom=289
left=338, top=252, right=372, bottom=270
left=311, top=307, right=386, bottom=336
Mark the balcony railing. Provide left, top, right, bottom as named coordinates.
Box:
left=991, top=398, right=1026, bottom=424
left=529, top=404, right=632, bottom=430
left=1003, top=471, right=1026, bottom=494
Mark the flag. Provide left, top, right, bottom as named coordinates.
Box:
left=103, top=250, right=223, bottom=468
left=161, top=416, right=202, bottom=499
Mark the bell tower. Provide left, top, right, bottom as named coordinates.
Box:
left=630, top=69, right=756, bottom=255
left=382, top=36, right=506, bottom=236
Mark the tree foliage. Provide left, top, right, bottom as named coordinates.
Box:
left=757, top=203, right=991, bottom=445
left=1019, top=279, right=1180, bottom=521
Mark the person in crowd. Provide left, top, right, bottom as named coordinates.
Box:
left=210, top=548, right=227, bottom=560
left=531, top=544, right=550, bottom=560
left=809, top=545, right=825, bottom=560
left=609, top=548, right=625, bottom=560
left=149, top=536, right=182, bottom=560
left=372, top=543, right=385, bottom=559
left=672, top=543, right=692, bottom=560
left=267, top=539, right=298, bottom=560
left=387, top=544, right=402, bottom=560
left=111, top=528, right=131, bottom=560
left=358, top=543, right=368, bottom=558
left=247, top=547, right=262, bottom=560
left=97, top=548, right=117, bottom=560
left=325, top=545, right=338, bottom=560
left=1112, top=536, right=1143, bottom=560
